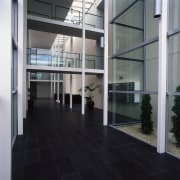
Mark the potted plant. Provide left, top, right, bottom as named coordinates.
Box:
left=171, top=85, right=180, bottom=146
left=140, top=94, right=153, bottom=134
left=79, top=83, right=100, bottom=110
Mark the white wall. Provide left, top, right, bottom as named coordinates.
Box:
left=0, top=1, right=12, bottom=180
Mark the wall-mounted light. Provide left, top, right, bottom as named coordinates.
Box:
left=154, top=0, right=162, bottom=18
left=100, top=36, right=104, bottom=48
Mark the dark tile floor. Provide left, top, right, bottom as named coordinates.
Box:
left=12, top=99, right=180, bottom=180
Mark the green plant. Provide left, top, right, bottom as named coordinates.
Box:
left=79, top=83, right=100, bottom=109
left=84, top=83, right=100, bottom=100
left=141, top=94, right=153, bottom=134
left=171, top=85, right=180, bottom=146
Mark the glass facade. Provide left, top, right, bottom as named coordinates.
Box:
left=167, top=0, right=180, bottom=158
left=111, top=0, right=180, bottom=158
left=110, top=0, right=158, bottom=147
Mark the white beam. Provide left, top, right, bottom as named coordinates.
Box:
left=70, top=74, right=73, bottom=109
left=18, top=0, right=27, bottom=135
left=81, top=0, right=86, bottom=115
left=0, top=1, right=12, bottom=179
left=50, top=73, right=53, bottom=98
left=62, top=74, right=65, bottom=105
left=24, top=0, right=27, bottom=118
left=54, top=73, right=56, bottom=94
left=56, top=73, right=60, bottom=103
left=157, top=0, right=168, bottom=153
left=70, top=37, right=73, bottom=109
left=103, top=0, right=108, bottom=126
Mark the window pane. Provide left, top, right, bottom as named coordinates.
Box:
left=109, top=93, right=157, bottom=147
left=169, top=0, right=180, bottom=31
left=167, top=95, right=180, bottom=158
left=168, top=33, right=180, bottom=92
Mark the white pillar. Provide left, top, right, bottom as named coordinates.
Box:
left=103, top=0, right=109, bottom=126
left=0, top=1, right=12, bottom=179
left=81, top=0, right=85, bottom=115
left=157, top=0, right=168, bottom=153
left=54, top=73, right=56, bottom=95
left=18, top=0, right=27, bottom=135
left=56, top=73, right=60, bottom=103
left=50, top=73, right=53, bottom=98
left=62, top=74, right=65, bottom=105
left=70, top=74, right=73, bottom=109
left=70, top=37, right=73, bottom=109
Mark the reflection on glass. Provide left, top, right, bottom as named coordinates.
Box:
left=145, top=0, right=158, bottom=40
left=113, top=59, right=144, bottom=91
left=169, top=0, right=180, bottom=31
left=113, top=0, right=136, bottom=18
left=114, top=0, right=144, bottom=29
left=145, top=42, right=158, bottom=92
left=27, top=48, right=103, bottom=70
left=167, top=96, right=180, bottom=158
left=168, top=34, right=180, bottom=92
left=114, top=25, right=144, bottom=53
left=109, top=93, right=157, bottom=147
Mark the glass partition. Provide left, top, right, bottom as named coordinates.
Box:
left=85, top=55, right=104, bottom=70
left=30, top=72, right=63, bottom=81
left=111, top=0, right=159, bottom=148
left=27, top=0, right=104, bottom=28
left=168, top=0, right=180, bottom=31
left=167, top=95, right=180, bottom=158
left=109, top=93, right=157, bottom=147
left=113, top=0, right=137, bottom=18
left=168, top=34, right=180, bottom=92
left=27, top=48, right=103, bottom=70
left=85, top=13, right=104, bottom=29
left=166, top=0, right=180, bottom=158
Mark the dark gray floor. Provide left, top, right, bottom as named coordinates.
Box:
left=12, top=99, right=180, bottom=180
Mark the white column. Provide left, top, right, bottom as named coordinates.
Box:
left=18, top=0, right=27, bottom=135
left=70, top=37, right=73, bottom=109
left=0, top=1, right=12, bottom=179
left=56, top=73, right=60, bottom=103
left=81, top=0, right=85, bottom=115
left=157, top=0, right=168, bottom=153
left=62, top=74, right=65, bottom=105
left=70, top=74, right=73, bottom=109
left=54, top=73, right=56, bottom=95
left=103, top=0, right=109, bottom=126
left=50, top=73, right=53, bottom=98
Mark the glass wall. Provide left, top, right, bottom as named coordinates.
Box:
left=167, top=0, right=180, bottom=158
left=110, top=0, right=158, bottom=147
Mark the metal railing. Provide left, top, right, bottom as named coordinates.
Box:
left=30, top=72, right=63, bottom=81
left=27, top=49, right=104, bottom=70
left=27, top=0, right=104, bottom=29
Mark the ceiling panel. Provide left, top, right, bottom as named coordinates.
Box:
left=29, top=30, right=57, bottom=49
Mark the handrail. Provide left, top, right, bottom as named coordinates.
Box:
left=85, top=12, right=104, bottom=18
left=28, top=0, right=104, bottom=28
left=27, top=49, right=104, bottom=70
left=86, top=54, right=103, bottom=58
left=34, top=0, right=51, bottom=6
left=55, top=4, right=81, bottom=14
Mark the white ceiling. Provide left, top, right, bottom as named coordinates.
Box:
left=29, top=30, right=57, bottom=49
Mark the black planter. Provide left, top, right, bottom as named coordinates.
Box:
left=87, top=100, right=94, bottom=110
left=28, top=100, right=34, bottom=110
